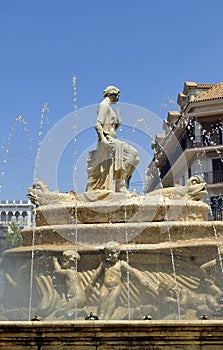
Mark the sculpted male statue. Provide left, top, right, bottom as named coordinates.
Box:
left=87, top=85, right=139, bottom=192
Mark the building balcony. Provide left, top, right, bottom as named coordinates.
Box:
left=203, top=171, right=223, bottom=184
left=186, top=134, right=223, bottom=148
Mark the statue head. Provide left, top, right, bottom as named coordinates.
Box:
left=59, top=250, right=80, bottom=269
left=28, top=180, right=49, bottom=206
left=186, top=175, right=207, bottom=200
left=103, top=85, right=120, bottom=103
left=104, top=241, right=120, bottom=262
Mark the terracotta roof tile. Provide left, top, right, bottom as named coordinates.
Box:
left=183, top=81, right=215, bottom=94
left=185, top=82, right=215, bottom=89
left=192, top=82, right=223, bottom=102
left=196, top=83, right=216, bottom=89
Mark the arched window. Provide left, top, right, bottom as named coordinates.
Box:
left=8, top=211, right=13, bottom=222
left=1, top=211, right=6, bottom=223
left=22, top=211, right=28, bottom=224
left=15, top=211, right=20, bottom=222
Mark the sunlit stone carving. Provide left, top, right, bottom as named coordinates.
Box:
left=1, top=88, right=223, bottom=322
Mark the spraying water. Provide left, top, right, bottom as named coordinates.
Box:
left=72, top=75, right=79, bottom=319
left=28, top=228, right=35, bottom=321
left=124, top=203, right=131, bottom=320
left=0, top=115, right=32, bottom=195
left=154, top=158, right=181, bottom=319
left=35, top=102, right=50, bottom=173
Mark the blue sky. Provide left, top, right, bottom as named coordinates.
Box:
left=1, top=0, right=223, bottom=199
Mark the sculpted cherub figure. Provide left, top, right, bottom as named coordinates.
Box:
left=158, top=278, right=222, bottom=319
left=53, top=250, right=86, bottom=312
left=85, top=241, right=156, bottom=320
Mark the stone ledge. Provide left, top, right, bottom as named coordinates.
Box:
left=1, top=320, right=223, bottom=349
left=19, top=220, right=223, bottom=246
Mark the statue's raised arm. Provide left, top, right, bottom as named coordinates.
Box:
left=86, top=85, right=139, bottom=193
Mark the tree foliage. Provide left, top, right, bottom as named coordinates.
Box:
left=4, top=222, right=23, bottom=249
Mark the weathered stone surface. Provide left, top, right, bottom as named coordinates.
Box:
left=2, top=87, right=222, bottom=348
left=33, top=199, right=208, bottom=226
left=20, top=221, right=223, bottom=246
left=28, top=176, right=207, bottom=225
left=1, top=175, right=220, bottom=322
left=1, top=320, right=223, bottom=349
left=1, top=238, right=223, bottom=322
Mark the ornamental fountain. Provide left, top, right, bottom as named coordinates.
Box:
left=1, top=85, right=223, bottom=348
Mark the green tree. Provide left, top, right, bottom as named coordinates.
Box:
left=4, top=222, right=23, bottom=249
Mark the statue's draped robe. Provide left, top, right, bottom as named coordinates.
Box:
left=87, top=100, right=139, bottom=191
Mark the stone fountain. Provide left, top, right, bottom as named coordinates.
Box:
left=1, top=85, right=223, bottom=348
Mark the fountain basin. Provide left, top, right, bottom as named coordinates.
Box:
left=1, top=178, right=221, bottom=322
left=1, top=239, right=222, bottom=321
left=35, top=198, right=208, bottom=226
left=21, top=221, right=223, bottom=245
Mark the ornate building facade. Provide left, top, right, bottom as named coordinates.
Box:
left=145, top=81, right=223, bottom=220
left=0, top=200, right=34, bottom=228
left=0, top=200, right=34, bottom=252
